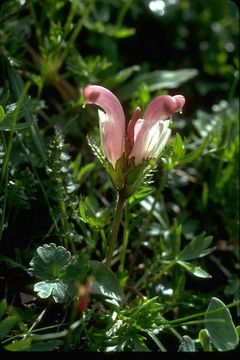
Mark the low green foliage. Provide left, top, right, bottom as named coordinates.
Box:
left=0, top=0, right=239, bottom=352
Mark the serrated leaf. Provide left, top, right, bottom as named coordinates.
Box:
left=86, top=135, right=106, bottom=167
left=177, top=260, right=212, bottom=278
left=106, top=155, right=125, bottom=190
left=205, top=297, right=239, bottom=351
left=178, top=335, right=196, bottom=352
left=125, top=159, right=154, bottom=198
left=178, top=233, right=214, bottom=261
left=28, top=243, right=71, bottom=280
left=90, top=261, right=125, bottom=307
left=34, top=280, right=74, bottom=303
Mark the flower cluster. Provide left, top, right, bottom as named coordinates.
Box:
left=83, top=85, right=185, bottom=194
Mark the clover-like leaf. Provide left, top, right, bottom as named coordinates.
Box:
left=63, top=255, right=90, bottom=283
left=34, top=280, right=75, bottom=303
left=28, top=243, right=71, bottom=280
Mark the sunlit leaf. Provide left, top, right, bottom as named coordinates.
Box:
left=198, top=329, right=212, bottom=352
left=204, top=297, right=239, bottom=351
left=90, top=261, right=125, bottom=307
left=0, top=105, right=5, bottom=123
left=178, top=335, right=196, bottom=352
left=177, top=260, right=212, bottom=278
left=117, top=69, right=198, bottom=101
left=28, top=243, right=71, bottom=280
left=33, top=280, right=74, bottom=303
left=178, top=233, right=214, bottom=261
left=181, top=135, right=211, bottom=164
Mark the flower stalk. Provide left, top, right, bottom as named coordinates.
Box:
left=106, top=189, right=126, bottom=268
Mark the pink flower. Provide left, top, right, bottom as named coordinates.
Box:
left=83, top=85, right=125, bottom=169
left=83, top=85, right=185, bottom=168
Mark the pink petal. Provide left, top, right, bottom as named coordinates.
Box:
left=83, top=85, right=126, bottom=168
left=130, top=118, right=171, bottom=165
left=127, top=107, right=141, bottom=146
left=143, top=95, right=185, bottom=121
left=83, top=85, right=125, bottom=128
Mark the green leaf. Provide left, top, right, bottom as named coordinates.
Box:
left=128, top=185, right=154, bottom=207
left=173, top=133, right=186, bottom=161
left=181, top=135, right=211, bottom=164
left=0, top=254, right=27, bottom=271
left=0, top=105, right=5, bottom=123
left=28, top=244, right=90, bottom=303
left=0, top=314, right=18, bottom=339
left=104, top=65, right=140, bottom=89
left=198, top=329, right=212, bottom=352
left=0, top=100, right=36, bottom=130
left=63, top=255, right=90, bottom=284
left=4, top=338, right=32, bottom=351
left=177, top=260, right=212, bottom=278
left=28, top=243, right=71, bottom=280
left=132, top=334, right=150, bottom=352
left=34, top=280, right=74, bottom=303
left=117, top=69, right=198, bottom=101
left=90, top=261, right=125, bottom=307
left=0, top=299, right=7, bottom=319
left=178, top=335, right=196, bottom=352
left=84, top=21, right=135, bottom=38
left=79, top=197, right=107, bottom=230
left=224, top=275, right=240, bottom=315
left=204, top=297, right=239, bottom=351
left=4, top=338, right=62, bottom=352
left=178, top=233, right=214, bottom=261
left=86, top=135, right=106, bottom=167
left=26, top=340, right=63, bottom=352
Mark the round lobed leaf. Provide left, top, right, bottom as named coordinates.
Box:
left=28, top=243, right=71, bottom=280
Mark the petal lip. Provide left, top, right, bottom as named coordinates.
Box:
left=129, top=118, right=170, bottom=165
left=143, top=95, right=186, bottom=121
left=83, top=85, right=125, bottom=127
left=172, top=95, right=185, bottom=112
left=127, top=106, right=141, bottom=147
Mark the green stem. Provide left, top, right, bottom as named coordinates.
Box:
left=0, top=82, right=30, bottom=193
left=56, top=2, right=94, bottom=70
left=0, top=134, right=8, bottom=242
left=119, top=202, right=130, bottom=271
left=106, top=189, right=126, bottom=268
left=116, top=0, right=134, bottom=27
